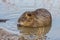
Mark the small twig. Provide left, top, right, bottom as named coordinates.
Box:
left=0, top=19, right=9, bottom=23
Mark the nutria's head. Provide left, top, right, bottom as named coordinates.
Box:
left=17, top=11, right=37, bottom=27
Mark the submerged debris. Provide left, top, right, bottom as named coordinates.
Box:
left=0, top=19, right=9, bottom=22
left=0, top=28, right=19, bottom=40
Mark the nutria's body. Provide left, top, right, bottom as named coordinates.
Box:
left=17, top=8, right=52, bottom=37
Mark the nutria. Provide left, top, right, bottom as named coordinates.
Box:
left=17, top=8, right=52, bottom=38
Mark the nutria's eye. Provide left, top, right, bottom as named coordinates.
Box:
left=27, top=14, right=31, bottom=16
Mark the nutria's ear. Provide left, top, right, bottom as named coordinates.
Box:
left=26, top=13, right=32, bottom=17
left=25, top=12, right=31, bottom=17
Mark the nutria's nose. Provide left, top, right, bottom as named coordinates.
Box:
left=17, top=24, right=21, bottom=27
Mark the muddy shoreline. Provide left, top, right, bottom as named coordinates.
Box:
left=0, top=28, right=19, bottom=40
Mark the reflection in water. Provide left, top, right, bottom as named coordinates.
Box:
left=17, top=8, right=52, bottom=40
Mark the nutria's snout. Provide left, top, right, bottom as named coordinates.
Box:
left=17, top=23, right=23, bottom=27
left=17, top=22, right=24, bottom=27
left=17, top=24, right=21, bottom=27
